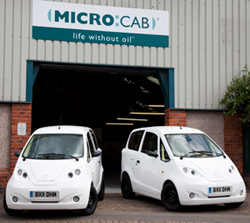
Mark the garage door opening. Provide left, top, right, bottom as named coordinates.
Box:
left=32, top=64, right=164, bottom=172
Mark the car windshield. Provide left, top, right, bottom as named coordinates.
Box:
left=165, top=134, right=224, bottom=158
left=22, top=134, right=84, bottom=159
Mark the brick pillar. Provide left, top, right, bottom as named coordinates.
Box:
left=224, top=113, right=243, bottom=175
left=10, top=104, right=32, bottom=174
left=165, top=109, right=186, bottom=126
left=0, top=103, right=32, bottom=193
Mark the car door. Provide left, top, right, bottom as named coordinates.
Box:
left=124, top=130, right=144, bottom=190
left=133, top=131, right=160, bottom=196
left=86, top=131, right=101, bottom=188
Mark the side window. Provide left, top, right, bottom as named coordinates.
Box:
left=86, top=140, right=91, bottom=163
left=90, top=130, right=99, bottom=149
left=87, top=132, right=95, bottom=156
left=141, top=132, right=158, bottom=154
left=128, top=130, right=144, bottom=151
left=160, top=139, right=170, bottom=162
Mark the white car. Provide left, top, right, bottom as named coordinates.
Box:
left=121, top=126, right=246, bottom=211
left=4, top=126, right=104, bottom=216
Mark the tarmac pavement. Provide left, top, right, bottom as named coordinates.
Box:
left=0, top=173, right=249, bottom=223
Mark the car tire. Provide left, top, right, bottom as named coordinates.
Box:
left=98, top=177, right=105, bottom=201
left=161, top=182, right=182, bottom=211
left=3, top=193, right=22, bottom=216
left=79, top=185, right=97, bottom=216
left=224, top=202, right=244, bottom=208
left=121, top=174, right=135, bottom=199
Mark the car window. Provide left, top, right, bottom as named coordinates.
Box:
left=141, top=132, right=158, bottom=154
left=128, top=130, right=144, bottom=151
left=90, top=130, right=99, bottom=149
left=87, top=132, right=96, bottom=156
left=160, top=139, right=170, bottom=162
left=165, top=134, right=224, bottom=157
left=22, top=134, right=84, bottom=159
left=86, top=139, right=91, bottom=162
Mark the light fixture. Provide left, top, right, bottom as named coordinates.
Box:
left=117, top=118, right=148, bottom=121
left=148, top=104, right=164, bottom=107
left=130, top=112, right=165, bottom=115
left=106, top=123, right=134, bottom=125
left=73, top=196, right=80, bottom=202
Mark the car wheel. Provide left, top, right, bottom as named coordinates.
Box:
left=161, top=183, right=182, bottom=211
left=79, top=185, right=97, bottom=216
left=121, top=174, right=135, bottom=199
left=98, top=177, right=105, bottom=201
left=224, top=202, right=244, bottom=208
left=3, top=193, right=22, bottom=216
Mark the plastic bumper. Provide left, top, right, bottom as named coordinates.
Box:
left=5, top=179, right=90, bottom=210
left=177, top=180, right=246, bottom=206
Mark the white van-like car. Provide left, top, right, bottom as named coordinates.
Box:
left=121, top=126, right=246, bottom=211
left=4, top=126, right=104, bottom=216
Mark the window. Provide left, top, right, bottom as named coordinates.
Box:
left=86, top=139, right=91, bottom=163
left=22, top=134, right=84, bottom=159
left=160, top=140, right=170, bottom=162
left=128, top=130, right=144, bottom=151
left=90, top=130, right=99, bottom=149
left=87, top=132, right=95, bottom=156
left=165, top=134, right=223, bottom=157
left=141, top=132, right=158, bottom=154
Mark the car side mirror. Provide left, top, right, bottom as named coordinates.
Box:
left=15, top=151, right=21, bottom=157
left=147, top=151, right=158, bottom=158
left=93, top=150, right=102, bottom=157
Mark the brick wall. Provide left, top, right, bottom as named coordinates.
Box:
left=164, top=109, right=186, bottom=126
left=224, top=113, right=243, bottom=175
left=10, top=104, right=32, bottom=173
left=0, top=103, right=32, bottom=193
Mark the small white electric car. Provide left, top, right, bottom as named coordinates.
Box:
left=4, top=126, right=104, bottom=216
left=121, top=126, right=246, bottom=211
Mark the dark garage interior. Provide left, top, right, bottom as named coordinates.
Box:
left=32, top=64, right=164, bottom=172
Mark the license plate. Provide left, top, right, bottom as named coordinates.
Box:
left=208, top=186, right=232, bottom=194
left=30, top=191, right=59, bottom=198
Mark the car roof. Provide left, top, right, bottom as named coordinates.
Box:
left=32, top=125, right=91, bottom=135
left=132, top=126, right=204, bottom=135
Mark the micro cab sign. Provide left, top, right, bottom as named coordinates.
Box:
left=32, top=0, right=169, bottom=47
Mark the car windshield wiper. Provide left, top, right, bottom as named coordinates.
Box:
left=180, top=151, right=213, bottom=159
left=36, top=153, right=79, bottom=161
left=188, top=151, right=213, bottom=156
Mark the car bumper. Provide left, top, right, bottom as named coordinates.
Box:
left=5, top=178, right=90, bottom=210
left=177, top=180, right=246, bottom=206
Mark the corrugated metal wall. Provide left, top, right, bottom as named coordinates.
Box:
left=0, top=0, right=250, bottom=109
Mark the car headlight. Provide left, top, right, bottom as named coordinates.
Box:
left=17, top=169, right=22, bottom=176
left=68, top=172, right=73, bottom=178
left=75, top=169, right=81, bottom=175
left=229, top=165, right=235, bottom=173
left=17, top=169, right=28, bottom=178
left=68, top=169, right=81, bottom=178
left=182, top=167, right=200, bottom=177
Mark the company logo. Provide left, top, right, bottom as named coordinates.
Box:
left=47, top=9, right=157, bottom=30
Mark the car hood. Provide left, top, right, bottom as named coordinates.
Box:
left=29, top=161, right=70, bottom=181
left=191, top=157, right=228, bottom=178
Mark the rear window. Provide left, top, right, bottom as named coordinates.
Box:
left=22, top=134, right=84, bottom=159
left=128, top=131, right=144, bottom=151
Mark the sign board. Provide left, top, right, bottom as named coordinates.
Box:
left=32, top=0, right=169, bottom=47
left=18, top=123, right=26, bottom=136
